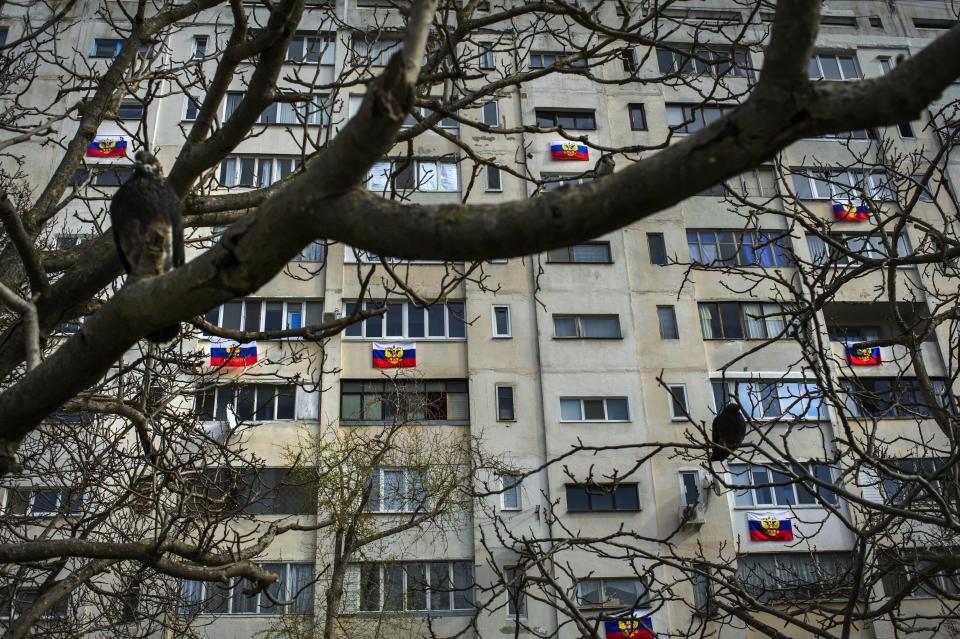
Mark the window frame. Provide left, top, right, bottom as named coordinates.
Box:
left=357, top=561, right=475, bottom=613
left=485, top=164, right=502, bottom=192
left=196, top=384, right=298, bottom=422
left=492, top=305, right=511, bottom=338
left=565, top=483, right=641, bottom=512
left=496, top=385, right=516, bottom=422
left=667, top=384, right=689, bottom=420
left=219, top=156, right=301, bottom=188
left=192, top=34, right=209, bottom=59
left=534, top=108, right=597, bottom=130
left=729, top=462, right=838, bottom=508
left=559, top=397, right=630, bottom=423
left=342, top=301, right=466, bottom=340
left=504, top=566, right=527, bottom=618
left=552, top=314, right=622, bottom=339
left=286, top=32, right=336, bottom=65
left=686, top=229, right=793, bottom=268
left=808, top=53, right=861, bottom=80
left=657, top=305, right=680, bottom=340
left=366, top=158, right=461, bottom=193
left=545, top=242, right=613, bottom=264
left=666, top=103, right=737, bottom=135
left=529, top=51, right=587, bottom=69
left=339, top=379, right=470, bottom=425
left=575, top=577, right=648, bottom=611
left=628, top=103, right=647, bottom=131
left=500, top=473, right=521, bottom=510
left=364, top=468, right=428, bottom=513
left=712, top=379, right=827, bottom=421
left=180, top=562, right=315, bottom=615
left=203, top=298, right=323, bottom=335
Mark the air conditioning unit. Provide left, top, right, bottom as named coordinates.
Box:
left=679, top=470, right=709, bottom=527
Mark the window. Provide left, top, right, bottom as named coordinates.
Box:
left=620, top=48, right=638, bottom=73
left=898, top=121, right=916, bottom=138
left=193, top=468, right=317, bottom=515
left=680, top=470, right=702, bottom=508
left=5, top=487, right=84, bottom=516
left=730, top=463, right=838, bottom=507
left=485, top=165, right=502, bottom=191
left=530, top=51, right=586, bottom=69
left=71, top=166, right=134, bottom=187
left=911, top=174, right=935, bottom=203
left=181, top=563, right=315, bottom=615
left=92, top=38, right=123, bottom=58
left=668, top=384, right=688, bottom=420
left=628, top=104, right=647, bottom=131
left=365, top=468, right=428, bottom=513
left=878, top=57, right=893, bottom=75
left=183, top=95, right=201, bottom=121
left=196, top=384, right=297, bottom=421
left=913, top=18, right=958, bottom=30
left=358, top=562, right=474, bottom=612
left=878, top=458, right=954, bottom=505
left=647, top=232, right=667, bottom=265
left=553, top=314, right=621, bottom=339
left=500, top=474, right=521, bottom=509
left=287, top=32, right=336, bottom=64
left=738, top=553, right=854, bottom=603
left=843, top=378, right=950, bottom=419
left=576, top=578, right=647, bottom=610
left=559, top=397, right=629, bottom=422
left=546, top=242, right=612, bottom=264
left=698, top=302, right=787, bottom=340
left=117, top=100, right=144, bottom=120
left=881, top=550, right=960, bottom=599
left=366, top=159, right=460, bottom=192
left=482, top=100, right=499, bottom=127
left=353, top=38, right=403, bottom=66
left=293, top=240, right=326, bottom=263
left=343, top=301, right=465, bottom=339
left=541, top=174, right=593, bottom=192
left=193, top=35, right=208, bottom=59
left=492, top=306, right=511, bottom=338
left=566, top=483, right=640, bottom=511
left=657, top=306, right=679, bottom=340
left=56, top=234, right=87, bottom=250
left=805, top=233, right=911, bottom=267
left=686, top=229, right=793, bottom=267
left=496, top=386, right=515, bottom=421
left=340, top=380, right=469, bottom=424
left=656, top=46, right=752, bottom=78
left=4, top=589, right=70, bottom=619
left=0, top=27, right=7, bottom=47
left=203, top=299, right=323, bottom=332
left=504, top=566, right=526, bottom=617
left=666, top=103, right=736, bottom=134
left=712, top=380, right=826, bottom=421
left=225, top=92, right=331, bottom=126
left=692, top=564, right=715, bottom=616
left=219, top=156, right=300, bottom=188
left=404, top=106, right=459, bottom=130
left=535, top=109, right=596, bottom=130
left=791, top=169, right=893, bottom=200
left=808, top=54, right=861, bottom=80
left=479, top=42, right=495, bottom=69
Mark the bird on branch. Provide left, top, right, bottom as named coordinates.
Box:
left=109, top=150, right=184, bottom=343
left=710, top=401, right=746, bottom=462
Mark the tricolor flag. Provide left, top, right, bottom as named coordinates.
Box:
left=549, top=140, right=589, bottom=161
left=86, top=137, right=128, bottom=158
left=847, top=344, right=881, bottom=366
left=747, top=510, right=794, bottom=542
left=831, top=199, right=869, bottom=222
left=604, top=611, right=654, bottom=639
left=209, top=337, right=258, bottom=367
left=372, top=342, right=416, bottom=368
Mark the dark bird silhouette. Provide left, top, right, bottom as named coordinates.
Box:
left=594, top=153, right=616, bottom=179
left=110, top=150, right=184, bottom=343
left=710, top=402, right=746, bottom=462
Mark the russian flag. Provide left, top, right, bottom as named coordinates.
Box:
left=831, top=199, right=869, bottom=221
left=210, top=337, right=258, bottom=367
left=549, top=140, right=589, bottom=161
left=604, top=612, right=654, bottom=639
left=86, top=137, right=128, bottom=158
left=372, top=342, right=416, bottom=368
left=748, top=511, right=794, bottom=542
left=847, top=345, right=881, bottom=366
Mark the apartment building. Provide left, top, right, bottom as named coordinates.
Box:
left=1, top=0, right=958, bottom=637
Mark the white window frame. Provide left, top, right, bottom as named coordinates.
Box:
left=496, top=384, right=516, bottom=422
left=712, top=379, right=826, bottom=421
left=559, top=397, right=630, bottom=422
left=485, top=164, right=502, bottom=192
left=575, top=577, right=648, bottom=610
left=286, top=33, right=336, bottom=65
left=809, top=53, right=861, bottom=80
left=342, top=301, right=466, bottom=340
left=192, top=34, right=209, bottom=59
left=553, top=314, right=622, bottom=339
left=25, top=487, right=84, bottom=516
left=219, top=156, right=300, bottom=188
left=365, top=159, right=461, bottom=193
left=791, top=169, right=893, bottom=201
left=356, top=561, right=474, bottom=612
left=729, top=462, right=838, bottom=508
left=482, top=100, right=499, bottom=127
left=500, top=473, right=521, bottom=510
left=183, top=94, right=202, bottom=121
left=504, top=566, right=527, bottom=618
left=667, top=384, right=688, bottom=420
left=198, top=384, right=298, bottom=422
left=492, top=305, right=511, bottom=338
left=204, top=299, right=322, bottom=334
left=180, top=563, right=315, bottom=615
left=365, top=468, right=426, bottom=513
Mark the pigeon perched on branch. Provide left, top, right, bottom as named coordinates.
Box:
left=710, top=402, right=746, bottom=462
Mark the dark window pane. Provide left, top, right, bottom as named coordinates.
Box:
left=447, top=303, right=465, bottom=338
left=255, top=385, right=276, bottom=420
left=718, top=303, right=744, bottom=339
left=589, top=486, right=614, bottom=510
left=243, top=300, right=261, bottom=332
left=264, top=302, right=283, bottom=331
left=344, top=302, right=362, bottom=336
left=647, top=233, right=667, bottom=265
left=408, top=307, right=425, bottom=337
left=360, top=565, right=380, bottom=611
left=386, top=303, right=403, bottom=336
left=427, top=305, right=445, bottom=336
left=583, top=399, right=605, bottom=420
left=566, top=486, right=589, bottom=511
left=276, top=386, right=295, bottom=419
left=497, top=386, right=515, bottom=420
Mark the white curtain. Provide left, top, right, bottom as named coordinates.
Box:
left=366, top=161, right=391, bottom=192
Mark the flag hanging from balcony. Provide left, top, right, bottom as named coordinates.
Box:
left=831, top=199, right=869, bottom=221
left=86, top=136, right=128, bottom=158
left=210, top=337, right=258, bottom=367
left=847, top=344, right=881, bottom=366
left=372, top=342, right=416, bottom=368
left=604, top=611, right=654, bottom=639
left=549, top=140, right=589, bottom=161
left=747, top=510, right=794, bottom=542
